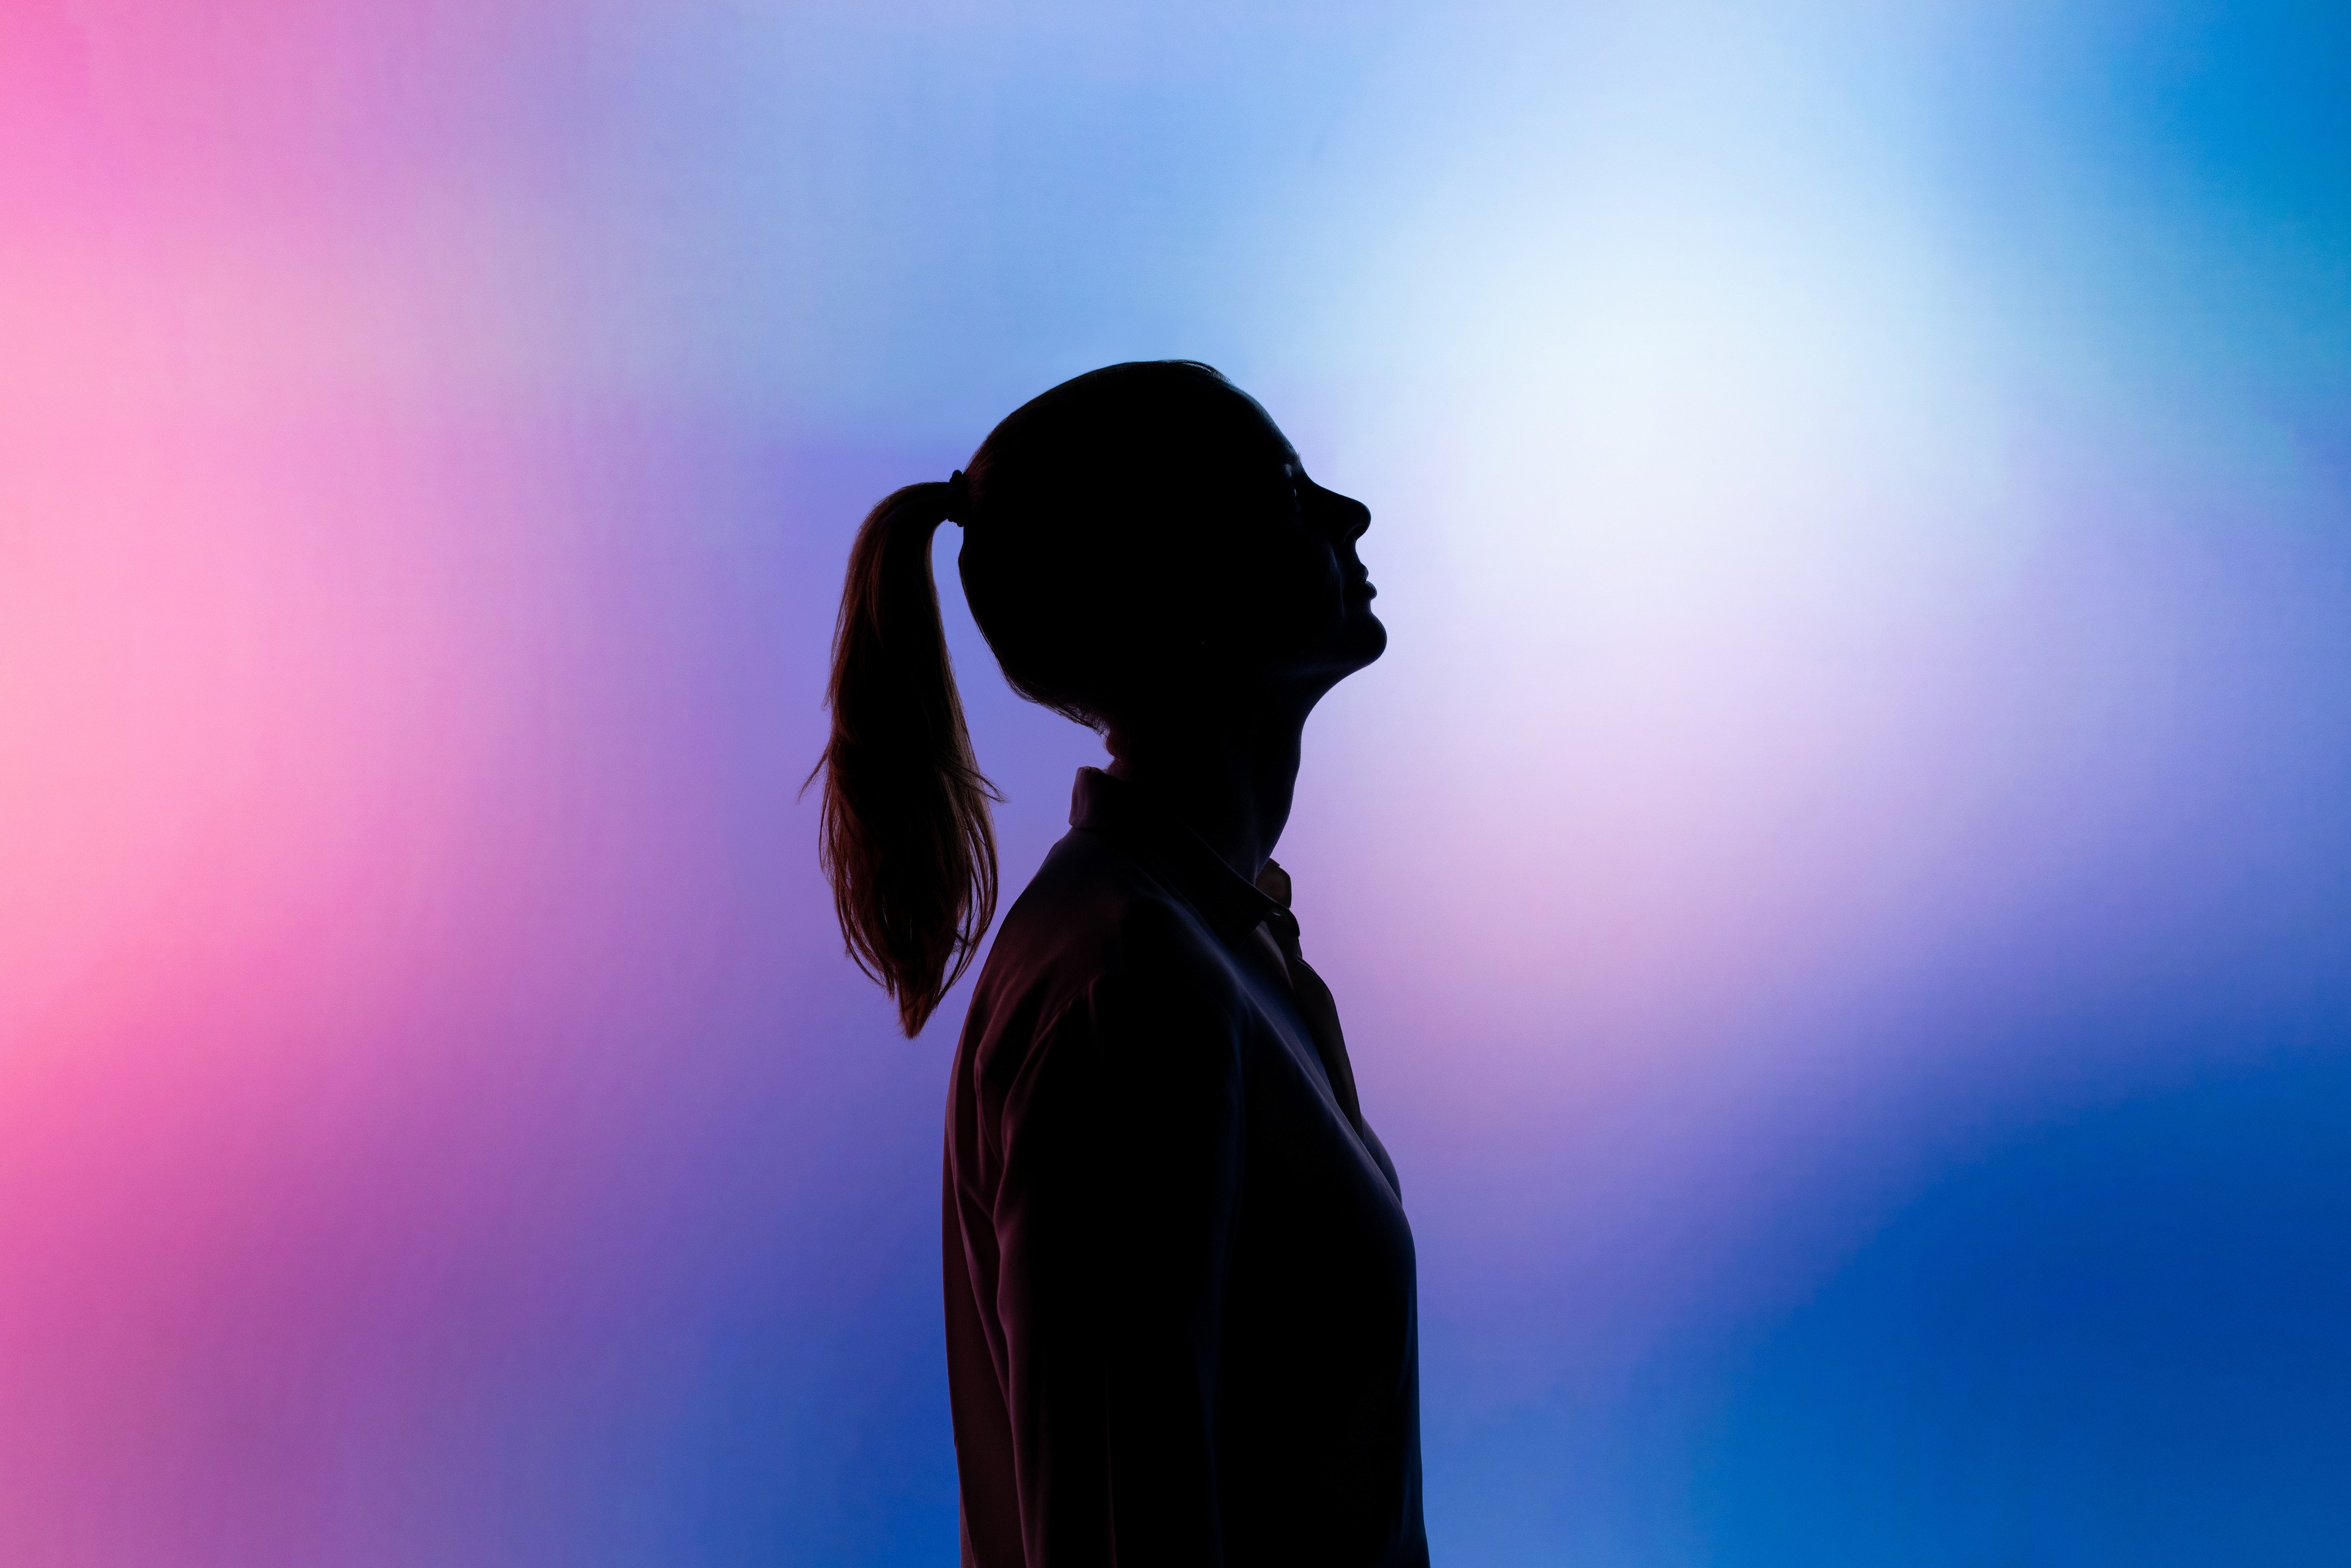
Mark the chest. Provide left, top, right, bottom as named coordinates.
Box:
left=1224, top=958, right=1412, bottom=1279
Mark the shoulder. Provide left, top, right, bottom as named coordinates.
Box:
left=959, top=829, right=1249, bottom=1083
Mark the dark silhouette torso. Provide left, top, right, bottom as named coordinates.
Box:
left=943, top=769, right=1427, bottom=1567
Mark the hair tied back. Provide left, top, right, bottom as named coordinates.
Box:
left=816, top=474, right=999, bottom=1035
left=943, top=469, right=971, bottom=526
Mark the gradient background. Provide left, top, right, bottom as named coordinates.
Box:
left=4, top=2, right=2349, bottom=1564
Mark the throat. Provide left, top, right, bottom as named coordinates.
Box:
left=1105, top=717, right=1302, bottom=880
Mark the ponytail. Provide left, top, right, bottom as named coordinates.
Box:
left=817, top=480, right=1000, bottom=1036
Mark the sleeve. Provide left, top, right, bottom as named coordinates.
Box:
left=991, top=953, right=1246, bottom=1568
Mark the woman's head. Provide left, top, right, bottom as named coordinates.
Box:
left=818, top=360, right=1383, bottom=1033
left=960, top=361, right=1384, bottom=736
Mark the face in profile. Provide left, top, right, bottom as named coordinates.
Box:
left=1192, top=387, right=1387, bottom=704
left=956, top=363, right=1385, bottom=735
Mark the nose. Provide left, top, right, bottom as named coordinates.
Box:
left=1313, top=484, right=1371, bottom=542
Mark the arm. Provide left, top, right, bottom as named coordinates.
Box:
left=993, top=958, right=1245, bottom=1567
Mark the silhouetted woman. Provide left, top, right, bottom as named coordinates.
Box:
left=817, top=362, right=1424, bottom=1567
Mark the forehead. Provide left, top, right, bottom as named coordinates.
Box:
left=1193, top=384, right=1295, bottom=467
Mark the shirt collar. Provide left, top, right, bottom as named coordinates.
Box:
left=1068, top=767, right=1283, bottom=945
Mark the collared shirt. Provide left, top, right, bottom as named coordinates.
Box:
left=942, top=767, right=1427, bottom=1568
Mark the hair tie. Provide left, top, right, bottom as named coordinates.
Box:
left=943, top=469, right=971, bottom=526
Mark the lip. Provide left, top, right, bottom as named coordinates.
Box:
left=1345, top=575, right=1376, bottom=599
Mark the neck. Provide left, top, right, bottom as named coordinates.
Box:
left=1107, top=695, right=1306, bottom=879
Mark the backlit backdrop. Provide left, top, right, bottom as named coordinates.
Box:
left=3, top=2, right=2348, bottom=1563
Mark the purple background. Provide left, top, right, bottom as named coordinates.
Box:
left=3, top=2, right=2347, bottom=1562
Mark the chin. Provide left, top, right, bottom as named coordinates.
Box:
left=1339, top=606, right=1388, bottom=669
left=1260, top=601, right=1386, bottom=687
